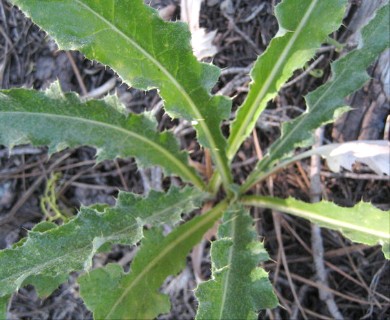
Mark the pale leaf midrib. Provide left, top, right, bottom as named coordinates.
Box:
left=267, top=68, right=349, bottom=166
left=1, top=196, right=193, bottom=288
left=244, top=197, right=390, bottom=239
left=228, top=0, right=319, bottom=159
left=218, top=216, right=236, bottom=319
left=104, top=201, right=228, bottom=319
left=1, top=111, right=202, bottom=188
left=74, top=0, right=230, bottom=186
left=267, top=16, right=385, bottom=165
left=243, top=67, right=355, bottom=191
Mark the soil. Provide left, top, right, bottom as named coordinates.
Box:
left=0, top=0, right=389, bottom=319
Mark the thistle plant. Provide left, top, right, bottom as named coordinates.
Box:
left=0, top=0, right=389, bottom=319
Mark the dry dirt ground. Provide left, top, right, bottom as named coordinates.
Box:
left=0, top=0, right=389, bottom=319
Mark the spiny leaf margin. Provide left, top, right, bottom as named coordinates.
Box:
left=0, top=82, right=204, bottom=189
left=195, top=206, right=278, bottom=320
left=227, top=0, right=347, bottom=160
left=244, top=3, right=390, bottom=191
left=0, top=187, right=204, bottom=299
left=78, top=200, right=229, bottom=320
left=8, top=0, right=232, bottom=189
left=241, top=196, right=390, bottom=259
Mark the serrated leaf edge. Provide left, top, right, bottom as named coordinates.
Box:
left=0, top=187, right=203, bottom=297
left=73, top=0, right=232, bottom=189
left=227, top=0, right=322, bottom=160
left=241, top=196, right=390, bottom=241
left=104, top=199, right=229, bottom=319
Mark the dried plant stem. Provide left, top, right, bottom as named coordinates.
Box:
left=66, top=51, right=88, bottom=96
left=267, top=172, right=308, bottom=320
left=310, top=127, right=344, bottom=320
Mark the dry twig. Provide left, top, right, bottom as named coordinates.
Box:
left=310, top=127, right=344, bottom=319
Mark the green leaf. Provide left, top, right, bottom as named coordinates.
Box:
left=195, top=207, right=277, bottom=320
left=0, top=82, right=204, bottom=189
left=241, top=196, right=390, bottom=259
left=8, top=0, right=232, bottom=189
left=11, top=221, right=58, bottom=249
left=244, top=3, right=389, bottom=191
left=227, top=0, right=347, bottom=160
left=0, top=295, right=9, bottom=320
left=78, top=200, right=229, bottom=319
left=0, top=187, right=203, bottom=299
left=28, top=275, right=69, bottom=299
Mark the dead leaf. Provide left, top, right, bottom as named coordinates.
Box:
left=181, top=0, right=218, bottom=60
left=316, top=140, right=390, bottom=175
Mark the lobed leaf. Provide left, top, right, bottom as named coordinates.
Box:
left=78, top=200, right=229, bottom=319
left=0, top=187, right=203, bottom=299
left=244, top=3, right=390, bottom=190
left=8, top=0, right=233, bottom=189
left=0, top=82, right=204, bottom=189
left=227, top=0, right=347, bottom=160
left=195, top=206, right=278, bottom=320
left=241, top=196, right=390, bottom=259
